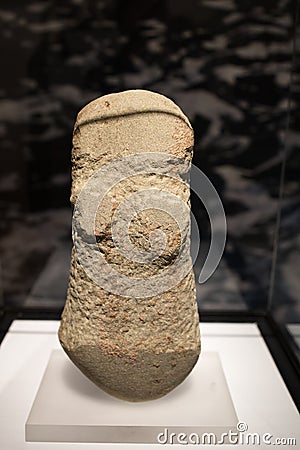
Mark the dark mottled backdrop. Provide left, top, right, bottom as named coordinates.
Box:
left=0, top=0, right=299, bottom=358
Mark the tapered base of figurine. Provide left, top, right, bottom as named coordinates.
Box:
left=26, top=349, right=238, bottom=444
left=61, top=344, right=199, bottom=401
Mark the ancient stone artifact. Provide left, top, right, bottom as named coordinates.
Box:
left=59, top=89, right=200, bottom=401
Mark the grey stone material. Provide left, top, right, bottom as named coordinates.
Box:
left=59, top=90, right=200, bottom=401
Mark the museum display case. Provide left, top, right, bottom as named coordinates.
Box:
left=0, top=0, right=300, bottom=447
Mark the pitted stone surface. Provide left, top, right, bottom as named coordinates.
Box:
left=59, top=90, right=200, bottom=401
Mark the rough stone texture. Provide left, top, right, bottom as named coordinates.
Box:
left=59, top=89, right=201, bottom=401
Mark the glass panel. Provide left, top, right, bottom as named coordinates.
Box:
left=0, top=0, right=295, bottom=313
left=270, top=0, right=300, bottom=365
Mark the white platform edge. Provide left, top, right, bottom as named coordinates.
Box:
left=7, top=319, right=261, bottom=336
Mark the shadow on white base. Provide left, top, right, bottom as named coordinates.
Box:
left=26, top=350, right=238, bottom=443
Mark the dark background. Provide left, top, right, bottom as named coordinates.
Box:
left=0, top=0, right=299, bottom=361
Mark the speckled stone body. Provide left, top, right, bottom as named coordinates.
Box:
left=59, top=90, right=200, bottom=401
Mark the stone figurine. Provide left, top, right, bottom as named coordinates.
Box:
left=59, top=90, right=200, bottom=401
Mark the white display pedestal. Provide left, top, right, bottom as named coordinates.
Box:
left=26, top=350, right=237, bottom=443
left=1, top=321, right=299, bottom=449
